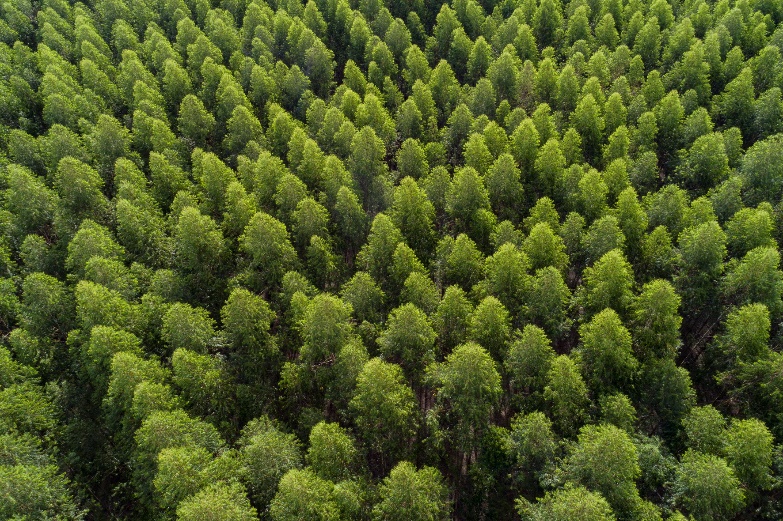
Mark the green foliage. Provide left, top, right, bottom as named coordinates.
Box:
left=673, top=450, right=745, bottom=521
left=2, top=0, right=783, bottom=517
left=563, top=424, right=642, bottom=516
left=544, top=355, right=590, bottom=436
left=269, top=468, right=342, bottom=521
left=373, top=461, right=450, bottom=521
left=518, top=485, right=615, bottom=521
left=578, top=308, right=638, bottom=394
left=238, top=416, right=302, bottom=509
left=306, top=421, right=358, bottom=482
left=177, top=482, right=258, bottom=521
left=349, top=358, right=417, bottom=465
left=430, top=342, right=502, bottom=453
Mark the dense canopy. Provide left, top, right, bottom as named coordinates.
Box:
left=1, top=0, right=783, bottom=519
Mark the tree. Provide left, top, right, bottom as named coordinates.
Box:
left=174, top=206, right=226, bottom=301
left=0, top=464, right=83, bottom=521
left=715, top=303, right=771, bottom=366
left=434, top=285, right=474, bottom=352
left=718, top=68, right=755, bottom=139
left=298, top=294, right=353, bottom=368
left=544, top=355, right=590, bottom=436
left=740, top=133, right=783, bottom=206
left=517, top=485, right=615, bottom=521
left=523, top=222, right=568, bottom=273
left=176, top=482, right=258, bottom=521
left=725, top=207, right=775, bottom=257
left=483, top=243, right=530, bottom=315
left=533, top=0, right=562, bottom=49
left=563, top=424, right=641, bottom=516
left=224, top=105, right=263, bottom=159
left=600, top=393, right=637, bottom=433
left=677, top=132, right=729, bottom=192
left=306, top=421, right=358, bottom=482
left=446, top=166, right=491, bottom=231
left=467, top=36, right=492, bottom=83
left=401, top=272, right=440, bottom=315
left=469, top=78, right=497, bottom=117
left=488, top=49, right=521, bottom=103
left=430, top=342, right=502, bottom=453
left=334, top=186, right=367, bottom=255
left=429, top=61, right=460, bottom=123
left=469, top=297, right=511, bottom=360
left=633, top=19, right=661, bottom=68
left=291, top=197, right=330, bottom=251
left=724, top=418, right=774, bottom=494
left=580, top=249, right=634, bottom=316
left=162, top=302, right=215, bottom=355
left=269, top=469, right=341, bottom=521
left=349, top=358, right=418, bottom=469
left=727, top=246, right=783, bottom=316
left=753, top=87, right=783, bottom=140
left=631, top=280, right=682, bottom=360
left=527, top=267, right=571, bottom=338
left=578, top=309, right=638, bottom=394
left=341, top=272, right=385, bottom=324
left=378, top=304, right=436, bottom=384
left=356, top=213, right=403, bottom=287
left=373, top=462, right=450, bottom=521
left=578, top=171, right=609, bottom=223
left=674, top=450, right=745, bottom=521
left=221, top=287, right=276, bottom=367
left=534, top=139, right=565, bottom=200
left=654, top=91, right=684, bottom=169
left=506, top=325, right=556, bottom=402
left=238, top=416, right=302, bottom=509
left=19, top=272, right=74, bottom=340
left=635, top=357, right=696, bottom=442
left=676, top=221, right=726, bottom=311
left=171, top=348, right=232, bottom=425
left=65, top=220, right=125, bottom=279
left=510, top=118, right=539, bottom=176
left=572, top=94, right=605, bottom=165
left=240, top=212, right=298, bottom=291
left=154, top=445, right=233, bottom=513
left=53, top=157, right=110, bottom=234
left=349, top=126, right=387, bottom=212
left=464, top=133, right=493, bottom=175
left=396, top=139, right=428, bottom=180
left=391, top=177, right=435, bottom=261
left=132, top=410, right=225, bottom=508
left=683, top=405, right=726, bottom=455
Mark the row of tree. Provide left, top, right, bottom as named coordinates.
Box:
left=2, top=0, right=783, bottom=519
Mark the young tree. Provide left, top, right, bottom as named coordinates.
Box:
left=674, top=450, right=745, bottom=521
left=306, top=421, right=358, bottom=482
left=378, top=304, right=437, bottom=384
left=240, top=212, right=298, bottom=292
left=238, top=416, right=302, bottom=509
left=544, top=355, right=590, bottom=436
left=177, top=482, right=258, bottom=521
left=578, top=309, right=639, bottom=395
left=373, top=462, right=450, bottom=521
left=349, top=358, right=418, bottom=470
left=269, top=469, right=341, bottom=521
left=506, top=325, right=556, bottom=402
left=580, top=249, right=634, bottom=317
left=517, top=485, right=616, bottom=521
left=631, top=279, right=682, bottom=360
left=563, top=424, right=642, bottom=516
left=429, top=342, right=502, bottom=454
